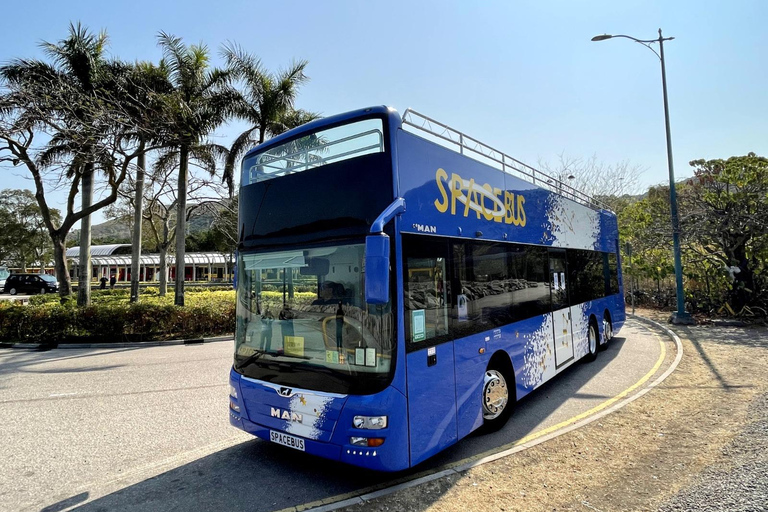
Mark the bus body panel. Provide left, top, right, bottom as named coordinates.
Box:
left=406, top=341, right=458, bottom=466
left=453, top=329, right=493, bottom=440
left=238, top=375, right=347, bottom=443
left=230, top=369, right=411, bottom=470
left=395, top=130, right=617, bottom=254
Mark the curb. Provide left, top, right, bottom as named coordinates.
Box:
left=278, top=316, right=685, bottom=512
left=0, top=335, right=233, bottom=350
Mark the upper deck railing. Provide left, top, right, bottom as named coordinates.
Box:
left=400, top=109, right=609, bottom=211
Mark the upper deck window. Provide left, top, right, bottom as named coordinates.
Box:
left=243, top=118, right=385, bottom=185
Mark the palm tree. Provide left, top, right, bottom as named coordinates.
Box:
left=44, top=24, right=111, bottom=306
left=220, top=43, right=318, bottom=197
left=1, top=24, right=143, bottom=301
left=157, top=32, right=237, bottom=306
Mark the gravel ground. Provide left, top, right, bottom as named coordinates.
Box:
left=341, top=311, right=768, bottom=512
left=659, top=391, right=768, bottom=512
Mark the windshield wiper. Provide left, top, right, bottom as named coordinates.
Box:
left=235, top=348, right=312, bottom=370
left=234, top=349, right=269, bottom=370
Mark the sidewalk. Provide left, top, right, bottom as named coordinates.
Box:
left=339, top=311, right=768, bottom=512
left=0, top=335, right=233, bottom=350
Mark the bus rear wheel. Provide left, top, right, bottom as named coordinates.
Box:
left=482, top=368, right=513, bottom=431
left=601, top=314, right=613, bottom=350
left=585, top=321, right=598, bottom=362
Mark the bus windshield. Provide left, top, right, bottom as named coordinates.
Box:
left=234, top=242, right=395, bottom=395
left=241, top=118, right=384, bottom=185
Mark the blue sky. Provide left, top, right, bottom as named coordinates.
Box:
left=1, top=0, right=766, bottom=224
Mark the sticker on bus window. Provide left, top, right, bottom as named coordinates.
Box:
left=412, top=310, right=426, bottom=342
left=553, top=272, right=560, bottom=291
left=559, top=272, right=566, bottom=290
left=457, top=294, right=468, bottom=322
left=365, top=348, right=377, bottom=367
left=237, top=345, right=257, bottom=357
left=284, top=336, right=304, bottom=357
left=355, top=347, right=365, bottom=366
left=326, top=350, right=339, bottom=364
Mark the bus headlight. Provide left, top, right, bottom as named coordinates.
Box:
left=229, top=384, right=238, bottom=399
left=350, top=437, right=385, bottom=447
left=353, top=415, right=387, bottom=429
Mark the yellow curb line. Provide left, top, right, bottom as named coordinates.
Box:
left=276, top=317, right=683, bottom=512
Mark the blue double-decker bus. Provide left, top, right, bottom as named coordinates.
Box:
left=229, top=106, right=625, bottom=471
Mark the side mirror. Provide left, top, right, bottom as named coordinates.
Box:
left=365, top=233, right=390, bottom=305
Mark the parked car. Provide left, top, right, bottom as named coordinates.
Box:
left=3, top=274, right=59, bottom=295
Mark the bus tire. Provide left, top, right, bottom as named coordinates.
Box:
left=585, top=319, right=599, bottom=362
left=481, top=357, right=514, bottom=432
left=601, top=312, right=613, bottom=350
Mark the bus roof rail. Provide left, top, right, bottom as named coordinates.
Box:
left=400, top=109, right=610, bottom=211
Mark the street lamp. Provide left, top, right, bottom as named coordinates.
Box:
left=591, top=28, right=694, bottom=325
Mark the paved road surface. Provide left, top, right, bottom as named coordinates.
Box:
left=0, top=320, right=669, bottom=512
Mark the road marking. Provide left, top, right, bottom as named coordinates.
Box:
left=276, top=319, right=681, bottom=512
left=49, top=392, right=80, bottom=397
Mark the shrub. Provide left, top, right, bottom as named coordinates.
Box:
left=0, top=290, right=235, bottom=344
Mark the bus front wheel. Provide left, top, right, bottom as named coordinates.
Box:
left=482, top=367, right=513, bottom=432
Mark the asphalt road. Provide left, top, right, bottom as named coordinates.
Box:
left=0, top=320, right=669, bottom=512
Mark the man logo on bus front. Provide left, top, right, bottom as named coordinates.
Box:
left=277, top=387, right=293, bottom=397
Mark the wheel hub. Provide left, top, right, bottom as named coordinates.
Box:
left=482, top=370, right=508, bottom=420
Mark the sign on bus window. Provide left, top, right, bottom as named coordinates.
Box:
left=411, top=310, right=426, bottom=342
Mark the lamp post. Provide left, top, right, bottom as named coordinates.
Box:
left=591, top=29, right=694, bottom=324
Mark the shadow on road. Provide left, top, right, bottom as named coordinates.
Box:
left=63, top=335, right=641, bottom=512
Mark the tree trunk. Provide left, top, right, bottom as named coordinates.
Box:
left=174, top=144, right=189, bottom=306
left=52, top=235, right=71, bottom=298
left=130, top=143, right=146, bottom=303
left=159, top=245, right=168, bottom=296
left=77, top=163, right=94, bottom=306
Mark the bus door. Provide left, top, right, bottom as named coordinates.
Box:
left=549, top=249, right=574, bottom=367
left=403, top=241, right=458, bottom=466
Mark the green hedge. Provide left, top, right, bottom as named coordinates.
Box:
left=0, top=290, right=235, bottom=344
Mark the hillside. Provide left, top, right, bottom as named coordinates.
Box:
left=67, top=208, right=217, bottom=245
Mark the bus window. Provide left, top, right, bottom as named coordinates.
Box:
left=567, top=249, right=606, bottom=305
left=453, top=242, right=552, bottom=339
left=403, top=236, right=450, bottom=345
left=243, top=119, right=385, bottom=185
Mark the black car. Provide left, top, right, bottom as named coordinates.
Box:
left=3, top=274, right=59, bottom=295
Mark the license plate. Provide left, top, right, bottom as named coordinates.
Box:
left=270, top=431, right=305, bottom=451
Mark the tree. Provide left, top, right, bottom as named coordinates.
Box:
left=220, top=43, right=318, bottom=196
left=157, top=32, right=237, bottom=306
left=36, top=23, right=112, bottom=306
left=0, top=24, right=149, bottom=299
left=538, top=153, right=646, bottom=213
left=680, top=153, right=768, bottom=310
left=110, top=147, right=224, bottom=296
left=114, top=62, right=174, bottom=303
left=0, top=189, right=61, bottom=270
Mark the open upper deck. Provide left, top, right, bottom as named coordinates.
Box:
left=239, top=106, right=617, bottom=253
left=400, top=109, right=608, bottom=212
left=242, top=106, right=608, bottom=212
